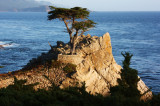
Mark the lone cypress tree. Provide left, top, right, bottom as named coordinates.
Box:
left=48, top=6, right=96, bottom=54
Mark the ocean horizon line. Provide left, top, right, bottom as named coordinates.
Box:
left=0, top=11, right=160, bottom=13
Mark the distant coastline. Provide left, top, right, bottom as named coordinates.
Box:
left=0, top=5, right=50, bottom=12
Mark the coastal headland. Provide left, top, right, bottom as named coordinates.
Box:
left=0, top=33, right=152, bottom=101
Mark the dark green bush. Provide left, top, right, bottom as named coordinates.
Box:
left=63, top=63, right=77, bottom=73
left=110, top=52, right=141, bottom=99
left=51, top=60, right=62, bottom=68
left=0, top=77, right=105, bottom=106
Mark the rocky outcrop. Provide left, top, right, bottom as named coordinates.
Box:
left=0, top=45, right=4, bottom=49
left=0, top=43, right=12, bottom=49
left=0, top=33, right=152, bottom=100
left=0, top=65, right=67, bottom=90
left=59, top=33, right=120, bottom=95
left=59, top=33, right=152, bottom=100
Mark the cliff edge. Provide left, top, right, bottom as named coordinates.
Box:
left=0, top=33, right=152, bottom=100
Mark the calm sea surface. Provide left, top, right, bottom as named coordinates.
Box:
left=0, top=12, right=160, bottom=93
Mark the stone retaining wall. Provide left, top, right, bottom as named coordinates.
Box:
left=58, top=54, right=83, bottom=65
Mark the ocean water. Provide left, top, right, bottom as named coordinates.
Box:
left=0, top=12, right=160, bottom=93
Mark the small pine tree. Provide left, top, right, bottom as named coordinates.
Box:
left=110, top=52, right=141, bottom=98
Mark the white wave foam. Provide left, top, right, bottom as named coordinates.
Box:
left=0, top=41, right=6, bottom=45
left=0, top=41, right=19, bottom=48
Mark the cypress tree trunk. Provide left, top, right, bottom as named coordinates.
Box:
left=71, top=33, right=78, bottom=55
left=71, top=38, right=76, bottom=55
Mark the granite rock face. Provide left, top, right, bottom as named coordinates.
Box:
left=60, top=33, right=121, bottom=95
left=59, top=32, right=152, bottom=99
left=0, top=33, right=152, bottom=100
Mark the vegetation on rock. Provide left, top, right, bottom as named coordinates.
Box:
left=63, top=63, right=77, bottom=73
left=51, top=60, right=62, bottom=69
left=110, top=52, right=141, bottom=99
left=48, top=6, right=96, bottom=54
left=0, top=53, right=160, bottom=106
left=22, top=47, right=62, bottom=71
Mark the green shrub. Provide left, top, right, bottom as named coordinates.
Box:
left=51, top=60, right=62, bottom=68
left=110, top=52, right=141, bottom=100
left=63, top=63, right=77, bottom=73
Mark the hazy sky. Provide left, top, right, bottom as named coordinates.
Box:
left=39, top=0, right=160, bottom=11
left=0, top=0, right=51, bottom=10
left=0, top=0, right=160, bottom=11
